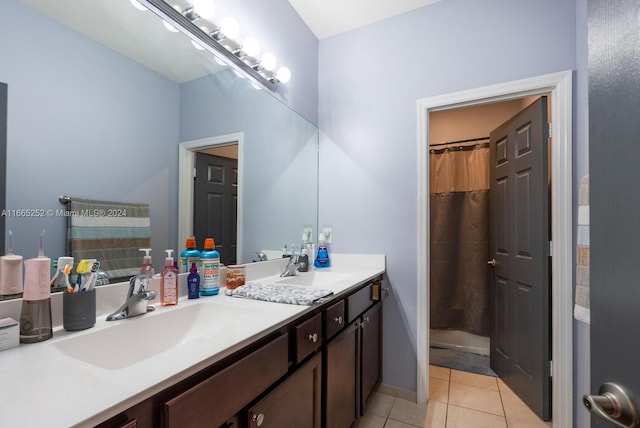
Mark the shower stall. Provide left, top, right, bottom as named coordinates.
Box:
left=429, top=138, right=491, bottom=359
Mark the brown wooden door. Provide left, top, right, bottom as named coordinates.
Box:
left=489, top=96, right=551, bottom=420
left=194, top=153, right=237, bottom=265
left=325, top=322, right=359, bottom=428
left=247, top=353, right=322, bottom=428
left=360, top=302, right=382, bottom=415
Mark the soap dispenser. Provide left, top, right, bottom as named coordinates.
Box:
left=139, top=248, right=155, bottom=276
left=314, top=232, right=331, bottom=268
left=160, top=249, right=178, bottom=306
left=0, top=230, right=23, bottom=300
left=20, top=230, right=53, bottom=343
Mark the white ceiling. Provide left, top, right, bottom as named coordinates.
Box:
left=286, top=0, right=443, bottom=39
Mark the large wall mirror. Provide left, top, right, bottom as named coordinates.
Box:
left=0, top=0, right=318, bottom=296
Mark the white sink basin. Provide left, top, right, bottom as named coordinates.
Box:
left=54, top=302, right=256, bottom=370
left=276, top=271, right=352, bottom=288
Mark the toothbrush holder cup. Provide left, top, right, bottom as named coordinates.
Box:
left=63, top=289, right=96, bottom=331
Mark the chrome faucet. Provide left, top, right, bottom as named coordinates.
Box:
left=280, top=255, right=301, bottom=277
left=106, top=275, right=157, bottom=321
left=252, top=251, right=268, bottom=262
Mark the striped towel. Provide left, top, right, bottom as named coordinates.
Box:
left=66, top=198, right=150, bottom=281
left=574, top=176, right=590, bottom=324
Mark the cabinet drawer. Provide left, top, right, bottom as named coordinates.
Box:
left=324, top=300, right=345, bottom=339
left=247, top=353, right=322, bottom=428
left=163, top=333, right=289, bottom=428
left=295, top=312, right=322, bottom=363
left=347, top=284, right=374, bottom=323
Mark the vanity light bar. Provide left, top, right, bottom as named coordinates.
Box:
left=141, top=0, right=286, bottom=91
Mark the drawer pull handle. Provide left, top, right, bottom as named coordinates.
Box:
left=252, top=413, right=265, bottom=426
left=333, top=316, right=343, bottom=325
left=307, top=333, right=319, bottom=343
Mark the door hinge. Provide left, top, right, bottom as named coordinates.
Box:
left=547, top=241, right=553, bottom=257
left=548, top=122, right=552, bottom=134
left=549, top=360, right=553, bottom=377
left=193, top=167, right=197, bottom=179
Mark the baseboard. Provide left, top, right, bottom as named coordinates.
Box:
left=377, top=383, right=417, bottom=403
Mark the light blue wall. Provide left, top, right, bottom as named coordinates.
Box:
left=179, top=70, right=319, bottom=260
left=212, top=0, right=319, bottom=125
left=318, top=0, right=586, bottom=409
left=0, top=0, right=180, bottom=264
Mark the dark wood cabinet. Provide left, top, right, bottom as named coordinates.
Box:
left=162, top=334, right=289, bottom=428
left=247, top=353, right=322, bottom=428
left=360, top=303, right=382, bottom=413
left=325, top=321, right=359, bottom=428
left=325, top=283, right=383, bottom=428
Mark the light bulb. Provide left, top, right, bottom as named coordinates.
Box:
left=130, top=0, right=147, bottom=11
left=193, top=0, right=215, bottom=19
left=242, top=37, right=260, bottom=57
left=260, top=53, right=277, bottom=71
left=276, top=67, right=291, bottom=83
left=191, top=40, right=205, bottom=50
left=220, top=17, right=239, bottom=39
left=163, top=20, right=179, bottom=32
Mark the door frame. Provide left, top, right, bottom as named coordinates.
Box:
left=416, top=70, right=573, bottom=427
left=178, top=132, right=244, bottom=262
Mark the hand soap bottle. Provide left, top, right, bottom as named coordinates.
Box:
left=200, top=238, right=220, bottom=296
left=314, top=232, right=331, bottom=269
left=160, top=249, right=178, bottom=306
left=139, top=248, right=154, bottom=276
left=0, top=230, right=23, bottom=300
left=187, top=262, right=200, bottom=299
left=20, top=231, right=53, bottom=343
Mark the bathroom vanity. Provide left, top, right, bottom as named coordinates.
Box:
left=0, top=254, right=385, bottom=427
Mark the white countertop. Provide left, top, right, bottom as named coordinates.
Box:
left=0, top=254, right=385, bottom=427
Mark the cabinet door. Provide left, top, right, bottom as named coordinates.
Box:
left=247, top=353, right=321, bottom=428
left=360, top=302, right=382, bottom=415
left=325, top=322, right=359, bottom=428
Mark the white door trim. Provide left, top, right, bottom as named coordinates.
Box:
left=416, top=70, right=573, bottom=427
left=178, top=132, right=244, bottom=262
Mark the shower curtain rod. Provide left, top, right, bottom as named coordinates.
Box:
left=429, top=136, right=490, bottom=148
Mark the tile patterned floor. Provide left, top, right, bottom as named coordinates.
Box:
left=360, top=365, right=552, bottom=428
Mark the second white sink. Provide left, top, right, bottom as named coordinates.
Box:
left=276, top=271, right=352, bottom=288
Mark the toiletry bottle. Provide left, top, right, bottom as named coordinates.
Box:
left=314, top=232, right=331, bottom=268
left=160, top=249, right=178, bottom=306
left=139, top=248, right=155, bottom=276
left=187, top=262, right=200, bottom=299
left=0, top=230, right=23, bottom=300
left=298, top=248, right=309, bottom=272
left=20, top=231, right=53, bottom=343
left=180, top=237, right=201, bottom=274
left=200, top=238, right=220, bottom=296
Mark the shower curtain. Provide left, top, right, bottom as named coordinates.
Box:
left=430, top=143, right=490, bottom=336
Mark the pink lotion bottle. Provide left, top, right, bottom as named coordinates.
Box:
left=160, top=249, right=178, bottom=306
left=139, top=248, right=155, bottom=276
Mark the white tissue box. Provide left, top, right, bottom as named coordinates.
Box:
left=0, top=317, right=19, bottom=351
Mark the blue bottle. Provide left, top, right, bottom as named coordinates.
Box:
left=200, top=238, right=220, bottom=296
left=314, top=233, right=331, bottom=268
left=180, top=237, right=201, bottom=274
left=187, top=262, right=200, bottom=299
